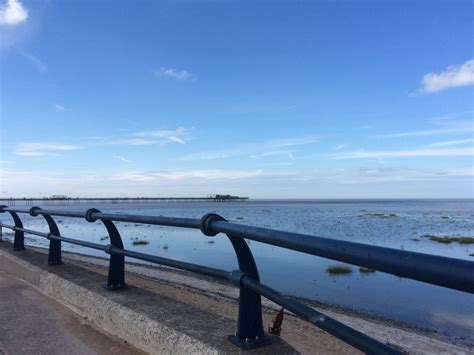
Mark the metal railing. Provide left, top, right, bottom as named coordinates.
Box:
left=0, top=205, right=472, bottom=354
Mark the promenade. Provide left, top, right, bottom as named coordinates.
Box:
left=0, top=270, right=139, bottom=355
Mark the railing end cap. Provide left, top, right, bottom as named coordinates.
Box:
left=200, top=213, right=226, bottom=236
left=85, top=208, right=101, bottom=222
left=29, top=206, right=42, bottom=216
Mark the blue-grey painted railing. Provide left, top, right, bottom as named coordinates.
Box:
left=1, top=205, right=473, bottom=354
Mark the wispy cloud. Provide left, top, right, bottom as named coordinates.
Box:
left=110, top=138, right=156, bottom=146
left=328, top=147, right=473, bottom=160
left=19, top=50, right=46, bottom=73
left=428, top=139, right=474, bottom=147
left=154, top=67, right=196, bottom=81
left=135, top=127, right=190, bottom=144
left=0, top=0, right=27, bottom=26
left=181, top=136, right=318, bottom=161
left=112, top=155, right=132, bottom=163
left=377, top=120, right=473, bottom=138
left=250, top=150, right=295, bottom=160
left=335, top=167, right=474, bottom=184
left=15, top=142, right=83, bottom=156
left=54, top=104, right=65, bottom=111
left=335, top=144, right=348, bottom=150
left=379, top=126, right=473, bottom=138
left=112, top=169, right=264, bottom=182
left=414, top=59, right=474, bottom=94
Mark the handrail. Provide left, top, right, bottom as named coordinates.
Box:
left=1, top=205, right=472, bottom=353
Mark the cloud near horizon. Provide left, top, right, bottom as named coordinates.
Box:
left=1, top=166, right=472, bottom=198
left=112, top=169, right=264, bottom=182
left=328, top=147, right=473, bottom=160
left=0, top=0, right=28, bottom=26
left=15, top=142, right=83, bottom=156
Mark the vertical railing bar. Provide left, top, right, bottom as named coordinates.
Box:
left=29, top=206, right=63, bottom=265
left=85, top=208, right=127, bottom=290
left=200, top=213, right=275, bottom=349
left=0, top=205, right=25, bottom=251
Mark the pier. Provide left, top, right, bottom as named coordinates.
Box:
left=0, top=195, right=249, bottom=206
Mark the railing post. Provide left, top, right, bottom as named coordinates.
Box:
left=200, top=214, right=275, bottom=349
left=86, top=208, right=127, bottom=290
left=0, top=205, right=25, bottom=251
left=30, top=207, right=63, bottom=265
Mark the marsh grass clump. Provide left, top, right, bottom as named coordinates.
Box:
left=359, top=267, right=376, bottom=274
left=424, top=235, right=474, bottom=244
left=361, top=213, right=399, bottom=219
left=452, top=237, right=474, bottom=244
left=132, top=240, right=149, bottom=246
left=326, top=264, right=352, bottom=275
left=429, top=236, right=452, bottom=244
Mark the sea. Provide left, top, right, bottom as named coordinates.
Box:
left=1, top=198, right=473, bottom=343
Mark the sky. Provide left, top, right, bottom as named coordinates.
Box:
left=0, top=0, right=473, bottom=198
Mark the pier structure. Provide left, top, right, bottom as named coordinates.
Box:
left=0, top=195, right=249, bottom=206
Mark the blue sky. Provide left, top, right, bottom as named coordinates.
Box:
left=0, top=0, right=473, bottom=198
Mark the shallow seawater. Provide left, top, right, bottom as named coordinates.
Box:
left=1, top=199, right=473, bottom=342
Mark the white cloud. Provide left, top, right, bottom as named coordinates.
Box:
left=155, top=67, right=195, bottom=81
left=15, top=142, right=82, bottom=156
left=335, top=144, right=348, bottom=150
left=112, top=169, right=264, bottom=182
left=416, top=59, right=474, bottom=94
left=134, top=127, right=190, bottom=145
left=328, top=147, right=474, bottom=160
left=54, top=104, right=65, bottom=111
left=0, top=0, right=28, bottom=26
left=112, top=155, right=132, bottom=163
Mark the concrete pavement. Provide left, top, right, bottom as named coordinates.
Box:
left=0, top=270, right=141, bottom=355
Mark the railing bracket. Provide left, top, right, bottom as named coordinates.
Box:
left=1, top=205, right=25, bottom=251
left=30, top=207, right=63, bottom=265
left=86, top=208, right=127, bottom=290
left=228, top=333, right=275, bottom=350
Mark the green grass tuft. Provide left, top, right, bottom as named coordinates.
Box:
left=426, top=235, right=474, bottom=244
left=361, top=213, right=399, bottom=218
